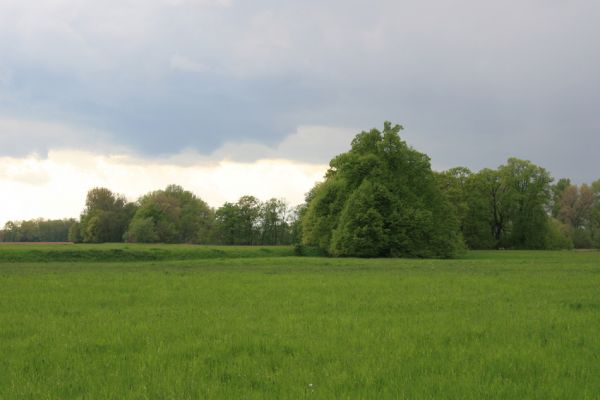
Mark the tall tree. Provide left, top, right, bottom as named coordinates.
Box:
left=260, top=198, right=292, bottom=245
left=214, top=202, right=241, bottom=245
left=436, top=167, right=472, bottom=234
left=236, top=196, right=261, bottom=245
left=500, top=158, right=553, bottom=249
left=462, top=168, right=511, bottom=249
left=550, top=178, right=571, bottom=218
left=301, top=122, right=463, bottom=258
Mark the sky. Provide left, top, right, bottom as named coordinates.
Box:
left=1, top=0, right=599, bottom=225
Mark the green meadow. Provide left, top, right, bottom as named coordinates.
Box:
left=0, top=246, right=599, bottom=399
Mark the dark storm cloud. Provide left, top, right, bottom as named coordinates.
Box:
left=0, top=0, right=599, bottom=181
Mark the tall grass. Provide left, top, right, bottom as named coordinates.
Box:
left=0, top=249, right=598, bottom=399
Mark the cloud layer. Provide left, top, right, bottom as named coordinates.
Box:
left=1, top=0, right=599, bottom=184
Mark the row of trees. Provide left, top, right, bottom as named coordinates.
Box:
left=0, top=218, right=77, bottom=242
left=60, top=185, right=298, bottom=245
left=436, top=163, right=600, bottom=250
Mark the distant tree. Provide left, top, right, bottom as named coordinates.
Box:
left=550, top=178, right=571, bottom=218
left=236, top=196, right=262, bottom=245
left=558, top=185, right=594, bottom=229
left=260, top=198, right=292, bottom=245
left=500, top=158, right=553, bottom=249
left=0, top=219, right=77, bottom=242
left=545, top=218, right=574, bottom=250
left=214, top=202, right=240, bottom=245
left=436, top=167, right=472, bottom=234
left=555, top=183, right=598, bottom=248
left=592, top=179, right=600, bottom=247
left=80, top=188, right=136, bottom=243
left=461, top=168, right=510, bottom=249
left=300, top=122, right=463, bottom=258
left=125, top=217, right=159, bottom=243
left=290, top=203, right=307, bottom=244
left=68, top=222, right=82, bottom=243
left=125, top=185, right=213, bottom=243
left=214, top=197, right=296, bottom=246
left=1, top=221, right=20, bottom=242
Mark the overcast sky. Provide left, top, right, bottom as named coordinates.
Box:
left=1, top=0, right=599, bottom=224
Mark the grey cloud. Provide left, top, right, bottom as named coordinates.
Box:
left=0, top=118, right=124, bottom=157
left=0, top=0, right=599, bottom=181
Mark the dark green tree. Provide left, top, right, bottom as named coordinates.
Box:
left=500, top=158, right=553, bottom=249
left=300, top=122, right=463, bottom=258
left=260, top=198, right=292, bottom=245
left=214, top=202, right=241, bottom=245
left=80, top=188, right=136, bottom=243
left=436, top=167, right=472, bottom=234
left=125, top=185, right=213, bottom=243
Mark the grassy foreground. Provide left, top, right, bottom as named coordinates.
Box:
left=0, top=248, right=599, bottom=399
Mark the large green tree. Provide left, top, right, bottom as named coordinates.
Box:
left=300, top=122, right=463, bottom=258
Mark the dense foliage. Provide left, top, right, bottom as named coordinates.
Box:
left=300, top=122, right=463, bottom=258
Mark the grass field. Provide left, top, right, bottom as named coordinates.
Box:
left=0, top=246, right=599, bottom=399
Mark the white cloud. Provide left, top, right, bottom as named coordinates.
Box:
left=0, top=149, right=326, bottom=226
left=199, top=125, right=356, bottom=164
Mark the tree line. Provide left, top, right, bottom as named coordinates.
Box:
left=0, top=219, right=77, bottom=242
left=2, top=122, right=599, bottom=256
left=296, top=122, right=599, bottom=257
left=436, top=162, right=600, bottom=250
left=0, top=185, right=299, bottom=245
